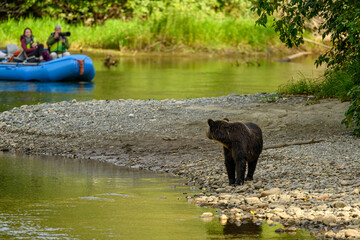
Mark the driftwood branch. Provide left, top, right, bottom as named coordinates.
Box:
left=277, top=52, right=312, bottom=62
left=301, top=37, right=332, bottom=49
left=263, top=138, right=325, bottom=150
left=277, top=37, right=330, bottom=62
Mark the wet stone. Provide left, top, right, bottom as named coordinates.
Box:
left=201, top=212, right=214, bottom=218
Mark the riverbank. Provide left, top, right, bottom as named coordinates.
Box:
left=0, top=94, right=359, bottom=239
left=74, top=43, right=323, bottom=60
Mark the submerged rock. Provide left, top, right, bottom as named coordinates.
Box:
left=201, top=212, right=214, bottom=218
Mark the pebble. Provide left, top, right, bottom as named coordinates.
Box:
left=322, top=215, right=336, bottom=226
left=219, top=214, right=228, bottom=221
left=285, top=227, right=297, bottom=232
left=245, top=197, right=260, bottom=204
left=334, top=201, right=347, bottom=208
left=351, top=189, right=359, bottom=195
left=337, top=229, right=360, bottom=239
left=260, top=188, right=281, bottom=197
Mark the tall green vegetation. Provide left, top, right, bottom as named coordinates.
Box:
left=2, top=0, right=254, bottom=24
left=0, top=15, right=277, bottom=52
left=1, top=1, right=279, bottom=53
left=252, top=0, right=360, bottom=135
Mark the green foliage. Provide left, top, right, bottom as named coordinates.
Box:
left=1, top=0, right=254, bottom=24
left=0, top=0, right=280, bottom=52
left=252, top=1, right=360, bottom=69
left=342, top=86, right=360, bottom=135
left=1, top=0, right=128, bottom=24
left=321, top=70, right=355, bottom=100
left=279, top=72, right=354, bottom=99
left=278, top=77, right=321, bottom=96
left=0, top=17, right=76, bottom=46
left=252, top=0, right=360, bottom=135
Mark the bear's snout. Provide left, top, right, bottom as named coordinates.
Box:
left=206, top=129, right=213, bottom=139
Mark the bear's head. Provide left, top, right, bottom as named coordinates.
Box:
left=206, top=118, right=231, bottom=147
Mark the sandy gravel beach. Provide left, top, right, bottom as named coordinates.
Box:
left=0, top=94, right=359, bottom=239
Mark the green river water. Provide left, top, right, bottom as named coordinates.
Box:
left=0, top=154, right=315, bottom=239
left=0, top=54, right=324, bottom=112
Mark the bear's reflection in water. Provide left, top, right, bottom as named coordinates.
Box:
left=224, top=222, right=261, bottom=236
left=207, top=222, right=262, bottom=238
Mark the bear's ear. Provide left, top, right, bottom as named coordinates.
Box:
left=223, top=118, right=229, bottom=122
left=208, top=119, right=215, bottom=126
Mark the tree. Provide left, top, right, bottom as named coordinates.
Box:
left=1, top=0, right=128, bottom=24
left=251, top=0, right=360, bottom=135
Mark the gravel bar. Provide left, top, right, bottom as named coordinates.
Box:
left=0, top=94, right=359, bottom=239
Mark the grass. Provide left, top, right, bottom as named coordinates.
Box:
left=278, top=69, right=355, bottom=100
left=279, top=76, right=321, bottom=96
left=0, top=12, right=280, bottom=53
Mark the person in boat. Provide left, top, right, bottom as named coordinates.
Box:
left=20, top=27, right=51, bottom=61
left=0, top=51, right=6, bottom=59
left=47, top=25, right=70, bottom=60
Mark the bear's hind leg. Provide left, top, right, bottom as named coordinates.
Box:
left=224, top=147, right=235, bottom=185
left=245, top=159, right=258, bottom=181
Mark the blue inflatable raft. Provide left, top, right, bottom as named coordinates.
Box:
left=0, top=54, right=95, bottom=82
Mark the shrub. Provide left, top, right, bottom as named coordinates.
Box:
left=342, top=86, right=360, bottom=135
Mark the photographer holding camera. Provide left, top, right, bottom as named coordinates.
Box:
left=47, top=25, right=70, bottom=60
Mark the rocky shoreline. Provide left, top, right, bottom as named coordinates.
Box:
left=0, top=94, right=359, bottom=239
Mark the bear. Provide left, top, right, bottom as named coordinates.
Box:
left=206, top=118, right=263, bottom=185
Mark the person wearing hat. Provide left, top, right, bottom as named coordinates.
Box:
left=47, top=25, right=70, bottom=60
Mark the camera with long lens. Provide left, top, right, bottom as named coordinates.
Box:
left=59, top=32, right=71, bottom=37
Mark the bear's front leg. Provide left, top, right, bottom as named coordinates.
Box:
left=224, top=147, right=235, bottom=185
left=235, top=158, right=246, bottom=185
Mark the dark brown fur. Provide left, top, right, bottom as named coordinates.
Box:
left=207, top=118, right=263, bottom=185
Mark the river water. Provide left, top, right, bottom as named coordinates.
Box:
left=0, top=54, right=324, bottom=112
left=0, top=154, right=315, bottom=239
left=0, top=54, right=320, bottom=239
